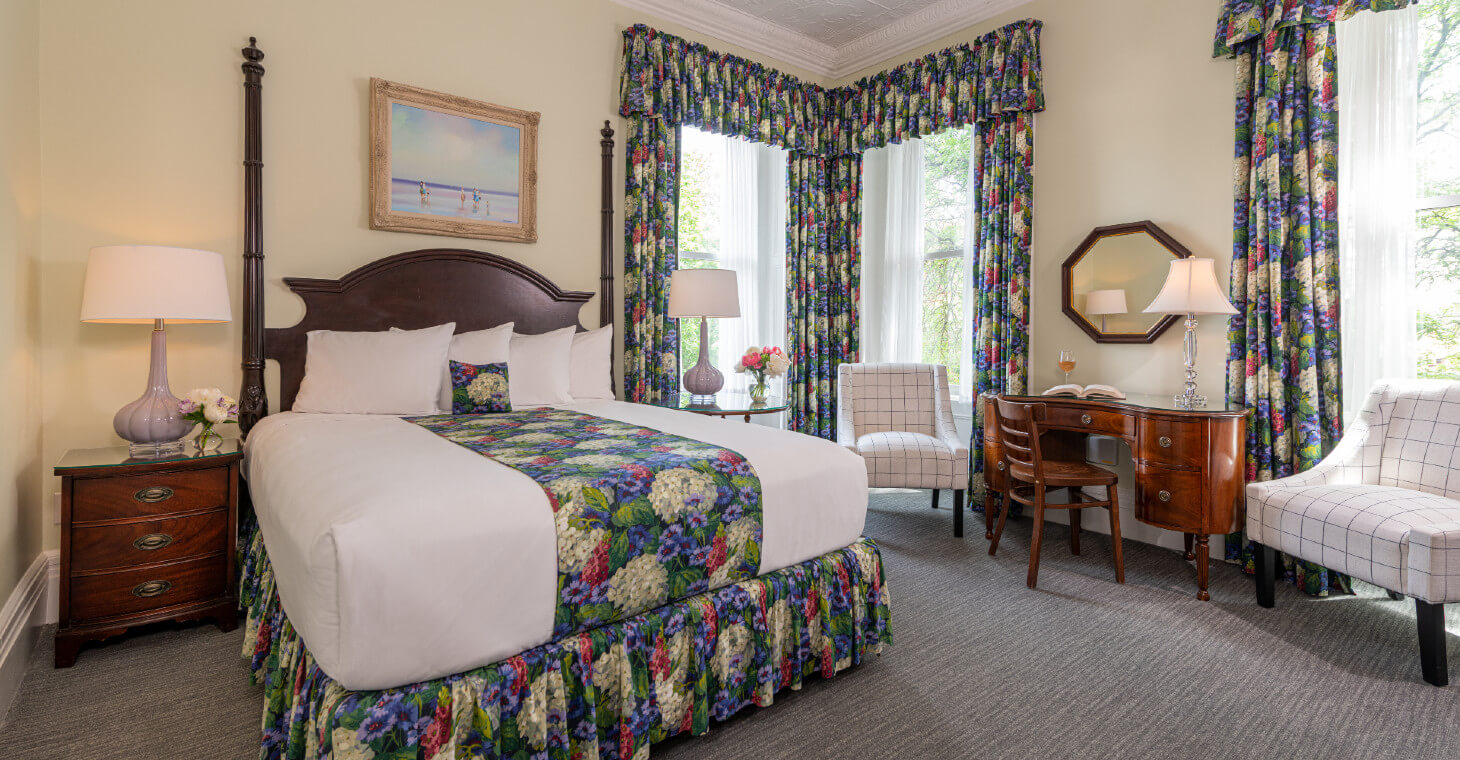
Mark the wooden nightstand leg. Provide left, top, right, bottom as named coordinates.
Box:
left=54, top=633, right=83, bottom=668
left=1183, top=532, right=1195, bottom=561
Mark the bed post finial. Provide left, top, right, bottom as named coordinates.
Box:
left=240, top=37, right=268, bottom=435
left=599, top=120, right=614, bottom=331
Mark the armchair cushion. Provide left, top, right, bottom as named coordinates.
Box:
left=855, top=430, right=968, bottom=490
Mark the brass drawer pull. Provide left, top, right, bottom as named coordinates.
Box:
left=1159, top=436, right=1173, bottom=448
left=132, top=533, right=174, bottom=551
left=131, top=580, right=173, bottom=598
left=133, top=486, right=175, bottom=503
left=1158, top=490, right=1172, bottom=502
left=996, top=461, right=1006, bottom=471
left=1080, top=414, right=1093, bottom=425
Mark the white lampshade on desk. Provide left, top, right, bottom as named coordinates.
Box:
left=1084, top=289, right=1127, bottom=332
left=82, top=245, right=232, bottom=455
left=668, top=268, right=740, bottom=400
left=1143, top=258, right=1237, bottom=410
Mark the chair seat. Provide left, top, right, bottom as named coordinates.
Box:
left=1008, top=459, right=1118, bottom=487
left=855, top=431, right=966, bottom=489
left=1248, top=484, right=1460, bottom=601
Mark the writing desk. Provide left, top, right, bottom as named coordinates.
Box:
left=982, top=393, right=1248, bottom=600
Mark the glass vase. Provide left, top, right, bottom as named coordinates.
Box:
left=194, top=424, right=223, bottom=453
left=749, top=379, right=770, bottom=403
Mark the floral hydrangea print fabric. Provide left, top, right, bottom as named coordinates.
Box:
left=408, top=409, right=763, bottom=637
left=241, top=526, right=891, bottom=760
left=449, top=361, right=511, bottom=414
left=1213, top=0, right=1412, bottom=596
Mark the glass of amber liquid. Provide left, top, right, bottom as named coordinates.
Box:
left=1058, top=351, right=1076, bottom=383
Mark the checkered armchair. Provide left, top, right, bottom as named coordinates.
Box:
left=1247, top=380, right=1460, bottom=686
left=837, top=363, right=969, bottom=536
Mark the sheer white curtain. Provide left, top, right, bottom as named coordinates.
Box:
left=1338, top=6, right=1419, bottom=421
left=717, top=136, right=788, bottom=393
left=861, top=140, right=925, bottom=364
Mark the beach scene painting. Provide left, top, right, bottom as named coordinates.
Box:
left=370, top=78, right=539, bottom=242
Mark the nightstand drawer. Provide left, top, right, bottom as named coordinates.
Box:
left=68, top=556, right=225, bottom=622
left=72, top=469, right=228, bottom=522
left=70, top=511, right=228, bottom=573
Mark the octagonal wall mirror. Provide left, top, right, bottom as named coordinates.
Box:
left=1061, top=220, right=1192, bottom=344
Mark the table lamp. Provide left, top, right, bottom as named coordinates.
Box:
left=1084, top=289, right=1127, bottom=332
left=1143, top=258, right=1236, bottom=410
left=667, top=268, right=740, bottom=402
left=81, top=245, right=232, bottom=456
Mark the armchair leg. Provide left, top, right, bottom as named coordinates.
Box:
left=1388, top=590, right=1405, bottom=602
left=1255, top=543, right=1276, bottom=609
left=1417, top=600, right=1449, bottom=687
left=952, top=489, right=964, bottom=538
left=931, top=489, right=940, bottom=509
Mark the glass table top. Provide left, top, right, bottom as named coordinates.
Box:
left=656, top=392, right=789, bottom=414
left=996, top=392, right=1248, bottom=414
left=56, top=439, right=243, bottom=471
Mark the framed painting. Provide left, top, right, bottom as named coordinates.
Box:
left=369, top=78, right=539, bottom=243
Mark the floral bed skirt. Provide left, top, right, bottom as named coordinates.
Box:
left=239, top=526, right=891, bottom=759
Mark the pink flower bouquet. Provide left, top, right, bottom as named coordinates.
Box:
left=733, top=346, right=790, bottom=400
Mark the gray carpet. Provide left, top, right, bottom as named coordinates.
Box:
left=2, top=491, right=1458, bottom=759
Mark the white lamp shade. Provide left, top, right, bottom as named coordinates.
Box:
left=667, top=268, right=741, bottom=318
left=81, top=245, right=232, bottom=324
left=1143, top=258, right=1237, bottom=316
left=1084, top=289, right=1128, bottom=315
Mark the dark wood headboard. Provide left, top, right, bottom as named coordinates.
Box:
left=236, top=38, right=615, bottom=431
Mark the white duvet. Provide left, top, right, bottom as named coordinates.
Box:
left=244, top=400, right=868, bottom=690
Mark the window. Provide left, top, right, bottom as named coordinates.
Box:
left=675, top=127, right=788, bottom=391
left=920, top=128, right=972, bottom=391
left=1415, top=0, right=1460, bottom=379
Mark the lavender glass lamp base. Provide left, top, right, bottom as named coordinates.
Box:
left=681, top=315, right=724, bottom=404
left=115, top=322, right=191, bottom=457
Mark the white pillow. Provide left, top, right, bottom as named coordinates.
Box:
left=294, top=323, right=455, bottom=414
left=393, top=323, right=514, bottom=412
left=509, top=327, right=576, bottom=407
left=569, top=326, right=615, bottom=400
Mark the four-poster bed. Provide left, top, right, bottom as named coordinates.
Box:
left=232, top=37, right=888, bottom=760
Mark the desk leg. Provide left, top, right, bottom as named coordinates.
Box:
left=1195, top=534, right=1210, bottom=601
left=984, top=490, right=997, bottom=540
left=1183, top=533, right=1195, bottom=561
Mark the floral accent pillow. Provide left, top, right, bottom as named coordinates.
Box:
left=449, top=361, right=511, bottom=414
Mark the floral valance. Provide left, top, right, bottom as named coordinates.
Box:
left=619, top=23, right=831, bottom=154
left=828, top=19, right=1044, bottom=154
left=619, top=19, right=1046, bottom=157
left=1213, top=0, right=1415, bottom=56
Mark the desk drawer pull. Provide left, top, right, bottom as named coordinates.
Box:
left=131, top=580, right=172, bottom=598
left=132, top=533, right=174, bottom=551
left=133, top=486, right=174, bottom=504
left=1159, top=436, right=1172, bottom=448
left=1080, top=414, right=1093, bottom=425
left=1158, top=490, right=1172, bottom=502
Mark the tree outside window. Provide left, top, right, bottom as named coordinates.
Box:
left=1416, top=0, right=1460, bottom=378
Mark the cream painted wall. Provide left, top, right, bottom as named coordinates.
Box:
left=0, top=0, right=45, bottom=603
left=33, top=0, right=823, bottom=553
left=838, top=0, right=1234, bottom=550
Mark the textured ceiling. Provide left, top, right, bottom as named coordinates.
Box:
left=715, top=0, right=949, bottom=46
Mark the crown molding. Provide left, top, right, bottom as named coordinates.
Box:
left=610, top=0, right=839, bottom=79
left=611, top=0, right=1035, bottom=81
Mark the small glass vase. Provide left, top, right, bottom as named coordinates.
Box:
left=749, top=379, right=770, bottom=404
left=194, top=425, right=223, bottom=453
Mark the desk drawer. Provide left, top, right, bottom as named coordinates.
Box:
left=1135, top=465, right=1204, bottom=531
left=68, top=555, right=225, bottom=622
left=70, top=510, right=227, bottom=573
left=73, top=469, right=228, bottom=523
left=1138, top=418, right=1206, bottom=469
left=1045, top=406, right=1133, bottom=437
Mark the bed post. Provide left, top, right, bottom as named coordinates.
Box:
left=599, top=120, right=614, bottom=329
left=240, top=37, right=267, bottom=435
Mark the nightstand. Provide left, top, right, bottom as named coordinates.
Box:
left=648, top=392, right=789, bottom=424
left=53, top=441, right=243, bottom=667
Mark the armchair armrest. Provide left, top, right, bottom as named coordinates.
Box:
left=836, top=364, right=858, bottom=454
left=932, top=366, right=968, bottom=460
left=1247, top=389, right=1386, bottom=499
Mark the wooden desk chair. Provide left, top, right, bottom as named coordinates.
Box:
left=990, top=398, right=1126, bottom=589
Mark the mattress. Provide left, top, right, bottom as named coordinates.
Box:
left=243, top=400, right=869, bottom=690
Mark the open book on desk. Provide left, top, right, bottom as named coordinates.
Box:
left=1041, top=383, right=1126, bottom=400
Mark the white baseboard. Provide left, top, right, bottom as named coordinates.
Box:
left=0, top=551, right=57, bottom=726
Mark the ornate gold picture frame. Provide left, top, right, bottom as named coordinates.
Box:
left=369, top=78, right=539, bottom=243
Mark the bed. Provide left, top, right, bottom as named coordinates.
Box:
left=233, top=39, right=890, bottom=760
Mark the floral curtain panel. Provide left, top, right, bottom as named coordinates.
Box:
left=619, top=20, right=1045, bottom=440
left=1215, top=0, right=1413, bottom=595
left=623, top=116, right=681, bottom=404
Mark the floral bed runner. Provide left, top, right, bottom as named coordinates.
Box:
left=408, top=409, right=763, bottom=639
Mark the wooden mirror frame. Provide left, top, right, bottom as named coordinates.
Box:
left=1060, top=220, right=1192, bottom=345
